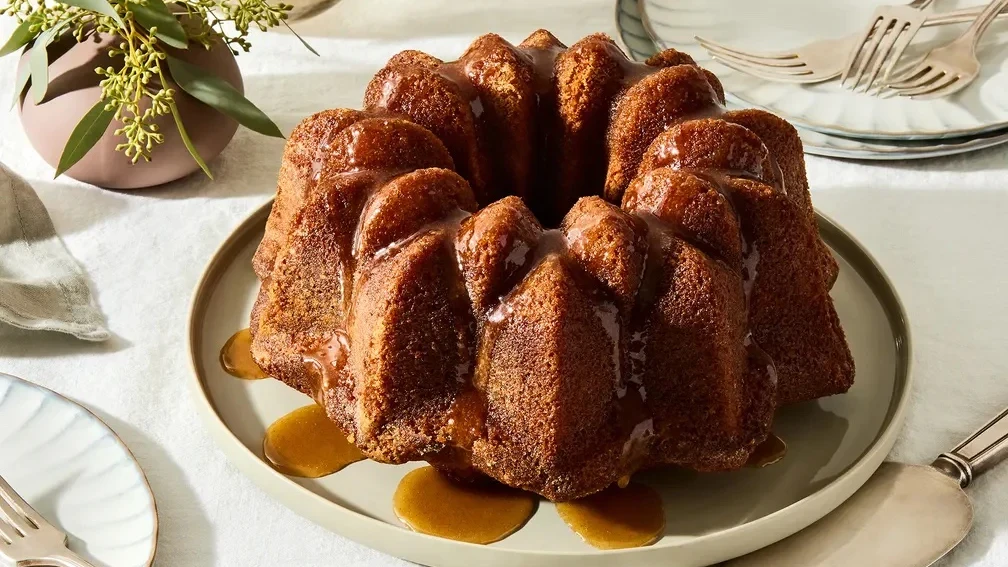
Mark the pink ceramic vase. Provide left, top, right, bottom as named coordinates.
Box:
left=18, top=33, right=243, bottom=189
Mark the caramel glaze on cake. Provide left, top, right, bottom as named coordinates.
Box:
left=250, top=30, right=854, bottom=501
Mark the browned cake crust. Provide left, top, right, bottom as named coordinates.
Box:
left=250, top=30, right=854, bottom=501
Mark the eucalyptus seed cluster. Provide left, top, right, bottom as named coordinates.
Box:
left=98, top=26, right=172, bottom=161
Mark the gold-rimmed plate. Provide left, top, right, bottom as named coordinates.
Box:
left=187, top=200, right=911, bottom=567
left=0, top=373, right=159, bottom=567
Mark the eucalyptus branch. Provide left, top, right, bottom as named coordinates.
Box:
left=1, top=0, right=306, bottom=175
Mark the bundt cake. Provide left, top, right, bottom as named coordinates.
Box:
left=249, top=30, right=854, bottom=501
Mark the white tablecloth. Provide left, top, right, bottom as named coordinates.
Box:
left=1, top=1, right=1006, bottom=565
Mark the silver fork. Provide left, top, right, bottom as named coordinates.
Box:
left=886, top=0, right=1008, bottom=98
left=0, top=474, right=96, bottom=567
left=695, top=4, right=1005, bottom=85
left=840, top=0, right=937, bottom=90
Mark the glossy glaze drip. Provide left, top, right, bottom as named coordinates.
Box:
left=220, top=328, right=268, bottom=380
left=310, top=136, right=334, bottom=180
left=346, top=200, right=474, bottom=346
left=606, top=40, right=655, bottom=86
left=347, top=169, right=421, bottom=262
left=635, top=165, right=782, bottom=392
left=437, top=62, right=485, bottom=119
left=694, top=172, right=781, bottom=386
left=617, top=383, right=653, bottom=470
left=555, top=482, right=665, bottom=549
left=522, top=42, right=565, bottom=96
left=592, top=301, right=622, bottom=387
left=616, top=213, right=672, bottom=461
left=472, top=227, right=570, bottom=395
left=393, top=466, right=536, bottom=544
left=358, top=204, right=483, bottom=451
left=746, top=433, right=787, bottom=467
left=361, top=206, right=473, bottom=267
left=302, top=330, right=352, bottom=405
left=623, top=219, right=670, bottom=399
left=478, top=227, right=568, bottom=320
left=263, top=404, right=365, bottom=477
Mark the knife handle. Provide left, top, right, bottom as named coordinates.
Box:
left=933, top=406, right=1008, bottom=488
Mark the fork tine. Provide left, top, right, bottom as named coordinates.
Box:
left=859, top=21, right=908, bottom=92
left=0, top=497, right=33, bottom=536
left=697, top=36, right=798, bottom=66
left=713, top=57, right=819, bottom=84
left=892, top=66, right=943, bottom=90
left=878, top=29, right=918, bottom=85
left=887, top=64, right=934, bottom=87
left=897, top=73, right=956, bottom=96
left=698, top=40, right=805, bottom=68
left=708, top=52, right=811, bottom=75
left=0, top=476, right=42, bottom=527
left=840, top=15, right=884, bottom=84
left=0, top=516, right=18, bottom=543
left=694, top=36, right=797, bottom=60
left=912, top=76, right=969, bottom=99
left=846, top=18, right=896, bottom=89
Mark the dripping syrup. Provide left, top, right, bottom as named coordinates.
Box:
left=747, top=433, right=787, bottom=468
left=393, top=466, right=536, bottom=544
left=556, top=482, right=665, bottom=549
left=263, top=404, right=364, bottom=478
left=220, top=328, right=268, bottom=380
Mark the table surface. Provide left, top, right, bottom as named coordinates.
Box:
left=1, top=1, right=1007, bottom=565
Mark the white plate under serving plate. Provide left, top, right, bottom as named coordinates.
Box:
left=641, top=0, right=1008, bottom=140
left=615, top=0, right=1008, bottom=159
left=187, top=201, right=912, bottom=567
left=0, top=374, right=158, bottom=567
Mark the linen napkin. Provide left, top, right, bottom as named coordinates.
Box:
left=0, top=163, right=109, bottom=341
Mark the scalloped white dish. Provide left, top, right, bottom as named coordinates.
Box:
left=641, top=0, right=1008, bottom=140
left=0, top=373, right=158, bottom=567
left=187, top=201, right=911, bottom=567
left=616, top=0, right=1008, bottom=159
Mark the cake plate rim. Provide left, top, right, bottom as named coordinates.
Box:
left=186, top=199, right=912, bottom=567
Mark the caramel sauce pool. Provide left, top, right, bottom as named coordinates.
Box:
left=220, top=328, right=268, bottom=379
left=556, top=482, right=665, bottom=549
left=747, top=433, right=788, bottom=468
left=263, top=404, right=364, bottom=478
left=394, top=466, right=537, bottom=544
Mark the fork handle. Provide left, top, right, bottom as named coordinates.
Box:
left=962, top=0, right=1008, bottom=46
left=923, top=4, right=1008, bottom=27
left=35, top=552, right=99, bottom=567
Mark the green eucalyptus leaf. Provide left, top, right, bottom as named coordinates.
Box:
left=166, top=55, right=283, bottom=138
left=169, top=100, right=213, bottom=179
left=129, top=0, right=188, bottom=49
left=62, top=0, right=125, bottom=28
left=281, top=19, right=318, bottom=56
left=55, top=99, right=115, bottom=177
left=29, top=25, right=62, bottom=104
left=0, top=19, right=37, bottom=58
left=12, top=52, right=31, bottom=109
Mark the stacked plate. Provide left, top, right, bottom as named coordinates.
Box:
left=619, top=0, right=1008, bottom=160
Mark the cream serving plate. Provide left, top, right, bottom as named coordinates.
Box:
left=0, top=373, right=158, bottom=567
left=641, top=0, right=1008, bottom=140
left=187, top=200, right=911, bottom=567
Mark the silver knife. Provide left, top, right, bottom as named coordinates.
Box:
left=725, top=406, right=1008, bottom=566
